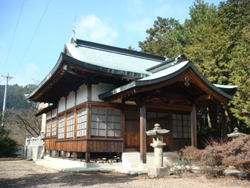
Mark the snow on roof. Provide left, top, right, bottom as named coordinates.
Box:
left=213, top=84, right=238, bottom=89
left=140, top=61, right=189, bottom=81
left=66, top=42, right=163, bottom=75
left=99, top=60, right=234, bottom=100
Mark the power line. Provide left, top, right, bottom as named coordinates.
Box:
left=21, top=0, right=52, bottom=61
left=1, top=73, right=13, bottom=126
left=4, top=0, right=25, bottom=65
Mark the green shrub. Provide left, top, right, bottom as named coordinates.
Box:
left=0, top=126, right=18, bottom=157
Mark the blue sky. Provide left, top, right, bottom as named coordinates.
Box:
left=0, top=0, right=221, bottom=86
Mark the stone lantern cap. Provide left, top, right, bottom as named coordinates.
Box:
left=146, top=123, right=170, bottom=136
left=227, top=127, right=246, bottom=138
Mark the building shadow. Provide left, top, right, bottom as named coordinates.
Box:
left=0, top=171, right=138, bottom=188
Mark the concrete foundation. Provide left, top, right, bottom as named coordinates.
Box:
left=148, top=167, right=169, bottom=177
left=24, top=136, right=44, bottom=161
left=121, top=152, right=177, bottom=169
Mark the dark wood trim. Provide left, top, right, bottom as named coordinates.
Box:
left=140, top=103, right=147, bottom=163
left=55, top=137, right=123, bottom=143
left=44, top=137, right=56, bottom=140
left=191, top=105, right=197, bottom=147
left=56, top=106, right=59, bottom=138
left=194, top=94, right=212, bottom=104
left=56, top=138, right=86, bottom=142
left=88, top=138, right=123, bottom=142
left=89, top=101, right=121, bottom=109
left=146, top=104, right=192, bottom=112
left=187, top=69, right=228, bottom=104
left=58, top=106, right=74, bottom=116
left=75, top=103, right=87, bottom=110
left=56, top=101, right=191, bottom=117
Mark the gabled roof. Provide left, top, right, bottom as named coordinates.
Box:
left=99, top=60, right=236, bottom=102
left=28, top=38, right=237, bottom=104
left=28, top=39, right=165, bottom=102
left=66, top=39, right=165, bottom=75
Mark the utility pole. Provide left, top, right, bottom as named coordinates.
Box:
left=1, top=73, right=13, bottom=126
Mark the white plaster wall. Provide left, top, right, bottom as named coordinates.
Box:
left=92, top=83, right=116, bottom=101
left=51, top=108, right=57, bottom=118
left=66, top=91, right=75, bottom=109
left=46, top=111, right=52, bottom=120
left=58, top=97, right=66, bottom=113
left=76, top=84, right=88, bottom=104
left=41, top=114, right=46, bottom=133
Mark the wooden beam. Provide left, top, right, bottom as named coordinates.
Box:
left=140, top=103, right=147, bottom=163
left=194, top=94, right=212, bottom=104
left=191, top=105, right=197, bottom=147
left=147, top=104, right=192, bottom=112
left=187, top=69, right=228, bottom=104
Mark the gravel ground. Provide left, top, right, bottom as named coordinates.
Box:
left=0, top=159, right=249, bottom=188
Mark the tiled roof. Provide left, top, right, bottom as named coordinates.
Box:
left=66, top=39, right=164, bottom=75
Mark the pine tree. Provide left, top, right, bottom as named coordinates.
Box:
left=138, top=17, right=186, bottom=58
left=218, top=0, right=250, bottom=127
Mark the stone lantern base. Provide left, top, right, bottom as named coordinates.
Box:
left=148, top=167, right=169, bottom=177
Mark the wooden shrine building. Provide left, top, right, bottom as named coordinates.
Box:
left=29, top=38, right=236, bottom=163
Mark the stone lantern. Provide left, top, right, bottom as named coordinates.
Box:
left=146, top=123, right=170, bottom=167
left=227, top=127, right=246, bottom=139
left=146, top=123, right=170, bottom=177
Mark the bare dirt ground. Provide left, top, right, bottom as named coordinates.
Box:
left=0, top=159, right=249, bottom=188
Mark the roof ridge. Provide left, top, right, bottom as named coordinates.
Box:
left=74, top=39, right=165, bottom=62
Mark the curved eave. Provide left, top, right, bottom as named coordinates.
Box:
left=99, top=61, right=233, bottom=101
left=28, top=53, right=149, bottom=102
left=213, top=84, right=237, bottom=96
left=28, top=53, right=64, bottom=101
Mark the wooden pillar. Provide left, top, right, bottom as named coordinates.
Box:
left=72, top=152, right=77, bottom=160
left=85, top=152, right=90, bottom=162
left=140, top=103, right=147, bottom=163
left=86, top=83, right=92, bottom=139
left=73, top=109, right=77, bottom=139
left=121, top=99, right=125, bottom=151
left=191, top=105, right=197, bottom=147
left=121, top=110, right=125, bottom=151
left=74, top=91, right=77, bottom=139
left=86, top=83, right=92, bottom=162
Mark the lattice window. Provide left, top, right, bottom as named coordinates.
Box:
left=107, top=109, right=121, bottom=137
left=51, top=119, right=57, bottom=136
left=77, top=108, right=87, bottom=136
left=172, top=114, right=190, bottom=138
left=91, top=108, right=106, bottom=136
left=58, top=116, right=65, bottom=139
left=46, top=120, right=51, bottom=137
left=66, top=112, right=74, bottom=138
left=91, top=107, right=121, bottom=137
